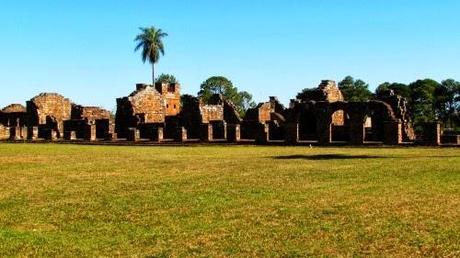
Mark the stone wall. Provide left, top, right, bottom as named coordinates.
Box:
left=0, top=104, right=27, bottom=127
left=0, top=125, right=10, bottom=140
left=115, top=85, right=166, bottom=137
left=26, top=93, right=72, bottom=137
left=155, top=82, right=181, bottom=116
left=72, top=105, right=111, bottom=121
left=2, top=104, right=26, bottom=113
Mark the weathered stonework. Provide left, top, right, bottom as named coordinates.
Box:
left=1, top=104, right=27, bottom=127
left=179, top=94, right=241, bottom=141
left=2, top=79, right=455, bottom=146
left=115, top=83, right=180, bottom=138
left=26, top=93, right=72, bottom=137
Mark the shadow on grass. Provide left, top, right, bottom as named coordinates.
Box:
left=273, top=154, right=385, bottom=160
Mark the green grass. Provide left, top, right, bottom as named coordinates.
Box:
left=0, top=144, right=459, bottom=257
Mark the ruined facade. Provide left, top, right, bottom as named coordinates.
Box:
left=64, top=105, right=114, bottom=140
left=179, top=94, right=241, bottom=141
left=26, top=93, right=72, bottom=138
left=115, top=83, right=180, bottom=139
left=1, top=79, right=457, bottom=146
left=0, top=104, right=27, bottom=127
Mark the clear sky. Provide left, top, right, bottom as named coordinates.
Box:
left=1, top=0, right=459, bottom=110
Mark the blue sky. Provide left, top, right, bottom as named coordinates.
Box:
left=1, top=0, right=460, bottom=110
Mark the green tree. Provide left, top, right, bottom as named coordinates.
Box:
left=134, top=26, right=168, bottom=84
left=376, top=82, right=411, bottom=99
left=436, top=79, right=460, bottom=128
left=338, top=76, right=372, bottom=101
left=155, top=73, right=178, bottom=84
left=198, top=76, right=256, bottom=116
left=408, top=79, right=440, bottom=124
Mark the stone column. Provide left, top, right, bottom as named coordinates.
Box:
left=255, top=123, right=269, bottom=144
left=176, top=127, right=187, bottom=142
left=50, top=130, right=58, bottom=141
left=285, top=122, right=299, bottom=144
left=20, top=127, right=28, bottom=140
left=383, top=121, right=402, bottom=145
left=317, top=122, right=332, bottom=145
left=222, top=121, right=227, bottom=140
left=64, top=131, right=77, bottom=140
left=421, top=122, right=441, bottom=145
left=200, top=124, right=212, bottom=142
left=227, top=124, right=241, bottom=143
left=85, top=124, right=96, bottom=141
left=28, top=127, right=38, bottom=140
left=10, top=127, right=21, bottom=140
left=127, top=128, right=140, bottom=142
left=349, top=122, right=365, bottom=145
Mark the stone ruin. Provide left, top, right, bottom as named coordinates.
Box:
left=0, top=93, right=113, bottom=141
left=0, top=79, right=457, bottom=146
left=179, top=94, right=241, bottom=142
left=115, top=82, right=181, bottom=141
left=63, top=105, right=114, bottom=141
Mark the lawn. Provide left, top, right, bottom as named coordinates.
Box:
left=0, top=144, right=459, bottom=257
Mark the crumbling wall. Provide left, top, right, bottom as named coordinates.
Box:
left=200, top=104, right=224, bottom=123
left=115, top=85, right=166, bottom=137
left=26, top=93, right=72, bottom=137
left=67, top=105, right=113, bottom=140
left=1, top=104, right=27, bottom=127
left=377, top=90, right=416, bottom=141
left=72, top=105, right=111, bottom=121
left=242, top=97, right=286, bottom=140
left=155, top=82, right=181, bottom=116
left=0, top=125, right=10, bottom=140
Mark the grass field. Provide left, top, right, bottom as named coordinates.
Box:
left=0, top=144, right=459, bottom=257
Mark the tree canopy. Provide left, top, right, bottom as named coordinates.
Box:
left=198, top=76, right=255, bottom=116
left=338, top=76, right=373, bottom=101
left=155, top=73, right=178, bottom=84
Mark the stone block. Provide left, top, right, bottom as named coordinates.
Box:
left=64, top=131, right=77, bottom=140
left=227, top=124, right=241, bottom=142
left=127, top=128, right=140, bottom=142
left=421, top=122, right=441, bottom=145
left=255, top=123, right=269, bottom=144
left=285, top=123, right=299, bottom=144
left=383, top=121, right=402, bottom=145
left=28, top=126, right=38, bottom=140
left=85, top=124, right=96, bottom=141
left=200, top=124, right=213, bottom=142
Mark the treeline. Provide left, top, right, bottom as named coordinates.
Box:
left=300, top=76, right=460, bottom=130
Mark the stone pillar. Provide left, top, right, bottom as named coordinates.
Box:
left=255, top=123, right=269, bottom=144
left=20, top=127, right=28, bottom=140
left=50, top=130, right=58, bottom=141
left=64, top=131, right=77, bottom=140
left=127, top=128, right=140, bottom=142
left=421, top=122, right=441, bottom=145
left=349, top=122, right=365, bottom=145
left=227, top=124, right=241, bottom=143
left=317, top=122, right=332, bottom=145
left=85, top=124, right=96, bottom=141
left=157, top=127, right=164, bottom=142
left=28, top=127, right=38, bottom=140
left=10, top=127, right=21, bottom=140
left=222, top=121, right=227, bottom=140
left=107, top=122, right=116, bottom=140
left=383, top=121, right=402, bottom=145
left=285, top=123, right=299, bottom=144
left=176, top=127, right=187, bottom=142
left=200, top=124, right=213, bottom=142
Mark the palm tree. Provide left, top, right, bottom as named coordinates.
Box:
left=134, top=26, right=168, bottom=84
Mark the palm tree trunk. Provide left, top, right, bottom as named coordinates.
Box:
left=152, top=63, right=155, bottom=85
